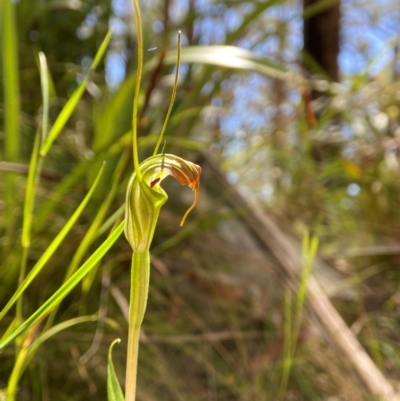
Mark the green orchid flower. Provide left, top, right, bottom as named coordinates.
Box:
left=124, top=153, right=201, bottom=252
left=121, top=153, right=201, bottom=401
left=106, top=2, right=201, bottom=400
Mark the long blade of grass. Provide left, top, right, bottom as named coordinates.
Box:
left=1, top=0, right=21, bottom=256
left=0, top=163, right=106, bottom=320
left=21, top=129, right=41, bottom=248
left=107, top=339, right=124, bottom=401
left=27, top=315, right=98, bottom=360
left=293, top=233, right=318, bottom=349
left=2, top=0, right=20, bottom=162
left=278, top=289, right=292, bottom=400
left=38, top=52, right=50, bottom=143
left=94, top=204, right=125, bottom=240
left=153, top=31, right=181, bottom=155
left=40, top=30, right=112, bottom=156
left=17, top=127, right=42, bottom=328
left=131, top=0, right=143, bottom=180
left=0, top=317, right=17, bottom=344
left=17, top=126, right=41, bottom=321
left=0, top=221, right=124, bottom=351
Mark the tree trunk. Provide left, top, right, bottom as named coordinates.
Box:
left=303, top=0, right=341, bottom=82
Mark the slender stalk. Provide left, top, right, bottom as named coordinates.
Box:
left=7, top=345, right=28, bottom=401
left=278, top=289, right=292, bottom=400
left=153, top=32, right=181, bottom=155
left=2, top=0, right=20, bottom=257
left=125, top=251, right=150, bottom=401
left=16, top=247, right=29, bottom=328
left=17, top=129, right=43, bottom=329
left=131, top=0, right=143, bottom=180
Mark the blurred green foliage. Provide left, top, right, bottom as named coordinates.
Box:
left=1, top=0, right=400, bottom=400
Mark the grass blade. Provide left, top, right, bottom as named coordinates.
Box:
left=1, top=0, right=21, bottom=255
left=21, top=129, right=41, bottom=248
left=2, top=0, right=20, bottom=161
left=27, top=315, right=98, bottom=360
left=38, top=52, right=50, bottom=142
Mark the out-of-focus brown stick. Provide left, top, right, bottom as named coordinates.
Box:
left=0, top=161, right=61, bottom=182
left=199, top=152, right=399, bottom=401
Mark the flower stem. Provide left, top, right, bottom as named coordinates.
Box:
left=125, top=251, right=150, bottom=401
left=131, top=0, right=143, bottom=181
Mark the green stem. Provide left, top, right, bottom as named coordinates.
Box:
left=131, top=0, right=143, bottom=181
left=153, top=32, right=181, bottom=156
left=125, top=251, right=150, bottom=401
left=7, top=345, right=28, bottom=401
left=16, top=246, right=29, bottom=329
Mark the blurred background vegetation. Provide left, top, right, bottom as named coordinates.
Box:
left=1, top=0, right=400, bottom=400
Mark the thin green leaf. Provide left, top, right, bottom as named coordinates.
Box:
left=2, top=0, right=20, bottom=161
left=107, top=339, right=124, bottom=401
left=0, top=317, right=17, bottom=343
left=131, top=0, right=144, bottom=180
left=27, top=315, right=97, bottom=361
left=40, top=30, right=112, bottom=156
left=278, top=289, right=293, bottom=400
left=38, top=52, right=50, bottom=142
left=94, top=204, right=125, bottom=240
left=0, top=163, right=106, bottom=320
left=1, top=0, right=20, bottom=254
left=297, top=233, right=318, bottom=318
left=0, top=221, right=124, bottom=350
left=21, top=129, right=41, bottom=248
left=153, top=31, right=181, bottom=155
